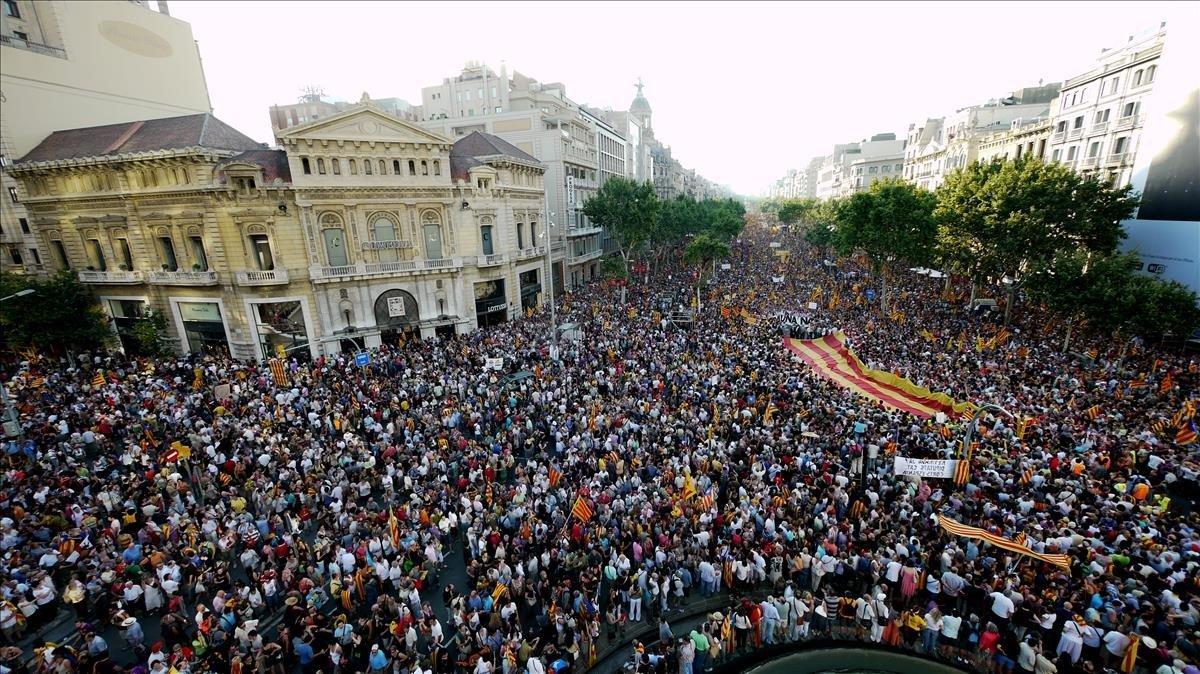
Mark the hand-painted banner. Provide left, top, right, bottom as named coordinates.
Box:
left=783, top=332, right=975, bottom=419
left=893, top=457, right=959, bottom=479
left=936, top=515, right=1071, bottom=571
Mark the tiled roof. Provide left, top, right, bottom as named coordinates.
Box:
left=215, top=150, right=292, bottom=184
left=451, top=132, right=540, bottom=164
left=19, top=113, right=263, bottom=164
left=449, top=132, right=541, bottom=182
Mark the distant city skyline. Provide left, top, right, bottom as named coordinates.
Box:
left=172, top=0, right=1179, bottom=196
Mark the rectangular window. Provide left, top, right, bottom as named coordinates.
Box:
left=7, top=187, right=17, bottom=203
left=190, top=236, right=208, bottom=270
left=1052, top=148, right=1062, bottom=162
left=12, top=30, right=26, bottom=41
left=87, top=239, right=107, bottom=271
left=249, top=234, right=274, bottom=271
left=50, top=240, right=69, bottom=269
left=29, top=248, right=40, bottom=265
left=1113, top=137, right=1129, bottom=155
left=1066, top=146, right=1077, bottom=161
left=116, top=238, right=133, bottom=270
left=19, top=217, right=29, bottom=234
left=158, top=236, right=178, bottom=271
left=1088, top=142, right=1101, bottom=158
left=4, top=0, right=20, bottom=19
left=9, top=248, right=22, bottom=265
left=1073, top=116, right=1083, bottom=129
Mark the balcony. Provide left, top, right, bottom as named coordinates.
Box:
left=1089, top=121, right=1109, bottom=135
left=1114, top=114, right=1140, bottom=131
left=1051, top=130, right=1066, bottom=143
left=1107, top=152, right=1130, bottom=166
left=517, top=245, right=548, bottom=260
left=567, top=250, right=603, bottom=266
left=1067, top=127, right=1083, bottom=140
left=147, top=270, right=219, bottom=286
left=476, top=253, right=506, bottom=267
left=566, top=225, right=603, bottom=238
left=78, top=270, right=143, bottom=284
left=310, top=257, right=463, bottom=283
left=1081, top=155, right=1100, bottom=168
left=0, top=34, right=67, bottom=59
left=235, top=269, right=290, bottom=286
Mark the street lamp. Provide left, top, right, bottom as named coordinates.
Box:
left=959, top=403, right=1015, bottom=461
left=538, top=210, right=560, bottom=359
left=0, top=288, right=35, bottom=302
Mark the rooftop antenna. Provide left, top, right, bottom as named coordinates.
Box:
left=299, top=85, right=325, bottom=104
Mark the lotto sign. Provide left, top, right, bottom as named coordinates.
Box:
left=893, top=457, right=959, bottom=479
left=387, top=297, right=407, bottom=317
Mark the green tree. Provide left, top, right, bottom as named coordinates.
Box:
left=777, top=198, right=820, bottom=226
left=683, top=233, right=730, bottom=310
left=833, top=178, right=937, bottom=315
left=582, top=177, right=660, bottom=283
left=0, top=271, right=112, bottom=354
left=935, top=156, right=1138, bottom=323
left=129, top=307, right=171, bottom=357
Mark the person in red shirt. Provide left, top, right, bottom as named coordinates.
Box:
left=977, top=622, right=1001, bottom=672
left=748, top=600, right=763, bottom=647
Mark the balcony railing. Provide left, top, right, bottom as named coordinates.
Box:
left=1067, top=127, right=1083, bottom=139
left=0, top=34, right=67, bottom=59
left=476, top=253, right=506, bottom=267
left=311, top=258, right=463, bottom=281
left=1107, top=152, right=1129, bottom=166
left=1081, top=155, right=1100, bottom=168
left=1051, top=130, right=1066, bottom=143
left=568, top=250, right=603, bottom=266
left=517, top=245, right=548, bottom=260
left=566, top=225, right=603, bottom=238
left=235, top=269, right=290, bottom=286
left=147, top=270, right=220, bottom=285
left=78, top=270, right=143, bottom=284
left=1090, top=121, right=1109, bottom=135
left=1114, top=114, right=1140, bottom=130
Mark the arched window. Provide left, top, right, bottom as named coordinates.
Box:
left=319, top=212, right=348, bottom=267
left=1146, top=65, right=1156, bottom=83
left=301, top=158, right=311, bottom=174
left=317, top=158, right=326, bottom=174
left=331, top=158, right=341, bottom=175
left=349, top=159, right=358, bottom=175
left=433, top=160, right=441, bottom=176
left=421, top=160, right=429, bottom=176
left=421, top=211, right=443, bottom=259
left=364, top=160, right=373, bottom=175
left=1133, top=70, right=1143, bottom=86
left=378, top=160, right=386, bottom=175
left=371, top=215, right=399, bottom=263
left=408, top=160, right=416, bottom=176
left=517, top=221, right=525, bottom=249
left=393, top=160, right=401, bottom=175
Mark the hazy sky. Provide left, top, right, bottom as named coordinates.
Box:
left=172, top=1, right=1174, bottom=196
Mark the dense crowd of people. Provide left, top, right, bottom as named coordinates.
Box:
left=1, top=222, right=1198, bottom=674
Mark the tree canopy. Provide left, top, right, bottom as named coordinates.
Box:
left=0, top=271, right=113, bottom=354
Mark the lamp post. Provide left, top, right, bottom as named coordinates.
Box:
left=959, top=403, right=1015, bottom=461
left=539, top=210, right=559, bottom=360
left=1, top=288, right=35, bottom=438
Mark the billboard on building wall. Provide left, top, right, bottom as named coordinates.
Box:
left=1120, top=14, right=1200, bottom=296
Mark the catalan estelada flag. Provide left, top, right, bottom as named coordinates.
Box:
left=783, top=332, right=974, bottom=419
left=570, top=497, right=593, bottom=522
left=937, top=516, right=1071, bottom=570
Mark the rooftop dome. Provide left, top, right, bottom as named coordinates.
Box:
left=630, top=78, right=652, bottom=121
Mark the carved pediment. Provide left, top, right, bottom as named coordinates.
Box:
left=277, top=107, right=451, bottom=147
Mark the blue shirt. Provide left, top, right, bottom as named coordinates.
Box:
left=294, top=641, right=314, bottom=665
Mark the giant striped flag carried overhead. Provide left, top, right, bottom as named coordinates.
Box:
left=936, top=515, right=1071, bottom=570
left=783, top=332, right=975, bottom=419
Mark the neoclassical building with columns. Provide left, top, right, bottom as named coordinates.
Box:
left=277, top=101, right=549, bottom=352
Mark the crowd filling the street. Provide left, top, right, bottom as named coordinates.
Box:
left=2, top=223, right=1199, bottom=674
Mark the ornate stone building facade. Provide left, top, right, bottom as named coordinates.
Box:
left=276, top=102, right=548, bottom=351
left=9, top=114, right=321, bottom=360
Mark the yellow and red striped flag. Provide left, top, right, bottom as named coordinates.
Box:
left=548, top=467, right=562, bottom=488
left=571, top=497, right=593, bottom=522
left=388, top=507, right=400, bottom=549
left=268, top=358, right=288, bottom=387
left=92, top=371, right=105, bottom=388
left=953, top=448, right=971, bottom=487
left=1176, top=422, right=1198, bottom=446
left=1086, top=405, right=1101, bottom=420
left=937, top=516, right=1070, bottom=570
left=1020, top=468, right=1034, bottom=485
left=1160, top=372, right=1174, bottom=394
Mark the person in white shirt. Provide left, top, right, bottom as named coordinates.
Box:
left=989, top=590, right=1015, bottom=626
left=940, top=609, right=962, bottom=658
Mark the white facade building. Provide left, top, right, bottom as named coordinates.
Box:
left=1045, top=23, right=1166, bottom=188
